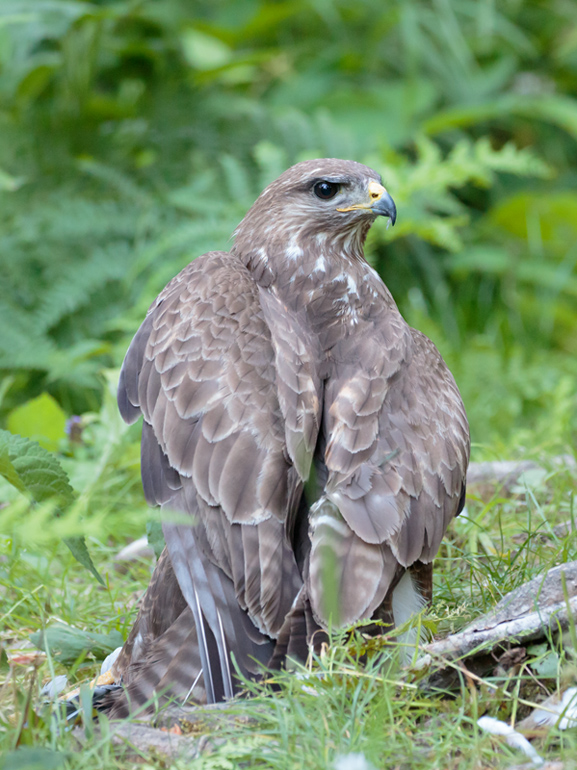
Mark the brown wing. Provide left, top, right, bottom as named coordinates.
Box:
left=382, top=330, right=469, bottom=565
left=308, top=316, right=469, bottom=628
left=257, top=287, right=322, bottom=481
left=115, top=251, right=318, bottom=706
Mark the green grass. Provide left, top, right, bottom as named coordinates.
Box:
left=1, top=442, right=576, bottom=769
left=1, top=0, right=577, bottom=766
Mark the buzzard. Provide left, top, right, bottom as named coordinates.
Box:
left=103, top=159, right=469, bottom=717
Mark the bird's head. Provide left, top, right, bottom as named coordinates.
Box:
left=264, top=158, right=396, bottom=228
left=233, top=159, right=396, bottom=270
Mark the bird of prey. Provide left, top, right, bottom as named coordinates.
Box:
left=103, top=159, right=469, bottom=718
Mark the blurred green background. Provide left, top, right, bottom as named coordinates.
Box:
left=1, top=0, right=576, bottom=461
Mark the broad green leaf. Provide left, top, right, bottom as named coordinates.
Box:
left=0, top=429, right=103, bottom=583
left=3, top=747, right=68, bottom=770
left=0, top=435, right=26, bottom=494
left=527, top=643, right=548, bottom=656
left=0, top=429, right=74, bottom=505
left=63, top=536, right=104, bottom=586
left=531, top=650, right=561, bottom=679
left=30, top=622, right=123, bottom=666
left=146, top=518, right=165, bottom=559
left=7, top=392, right=67, bottom=452
left=181, top=29, right=232, bottom=70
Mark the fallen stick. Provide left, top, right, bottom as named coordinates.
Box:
left=415, top=595, right=577, bottom=670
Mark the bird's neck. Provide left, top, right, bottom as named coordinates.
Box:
left=233, top=226, right=397, bottom=340
left=233, top=220, right=369, bottom=287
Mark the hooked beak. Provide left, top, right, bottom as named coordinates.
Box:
left=369, top=185, right=397, bottom=225
left=336, top=180, right=397, bottom=226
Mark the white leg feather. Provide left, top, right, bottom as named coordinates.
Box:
left=391, top=572, right=426, bottom=655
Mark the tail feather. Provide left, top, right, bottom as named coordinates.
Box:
left=100, top=541, right=274, bottom=718
left=268, top=586, right=326, bottom=669
left=162, top=520, right=274, bottom=702
left=102, top=607, right=205, bottom=719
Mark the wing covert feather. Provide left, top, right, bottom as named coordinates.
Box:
left=118, top=251, right=304, bottom=645
left=323, top=327, right=469, bottom=566
left=258, top=287, right=322, bottom=481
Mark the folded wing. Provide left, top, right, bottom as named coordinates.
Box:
left=113, top=252, right=319, bottom=709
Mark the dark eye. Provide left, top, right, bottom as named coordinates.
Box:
left=313, top=181, right=340, bottom=200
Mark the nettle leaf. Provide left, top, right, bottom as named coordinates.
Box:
left=30, top=622, right=123, bottom=665
left=0, top=436, right=26, bottom=495
left=0, top=429, right=103, bottom=584
left=0, top=429, right=74, bottom=505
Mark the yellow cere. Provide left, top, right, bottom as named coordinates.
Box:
left=368, top=181, right=386, bottom=200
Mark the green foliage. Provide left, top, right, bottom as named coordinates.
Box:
left=145, top=518, right=165, bottom=560
left=1, top=411, right=576, bottom=767
left=62, top=535, right=104, bottom=586
left=0, top=428, right=75, bottom=504
left=0, top=428, right=102, bottom=582
left=3, top=747, right=68, bottom=770
left=0, top=0, right=575, bottom=448
left=30, top=622, right=123, bottom=665
left=371, top=135, right=552, bottom=253
left=7, top=392, right=67, bottom=451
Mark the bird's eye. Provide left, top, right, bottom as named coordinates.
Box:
left=313, top=181, right=340, bottom=200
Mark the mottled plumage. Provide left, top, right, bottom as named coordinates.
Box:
left=103, top=159, right=469, bottom=718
